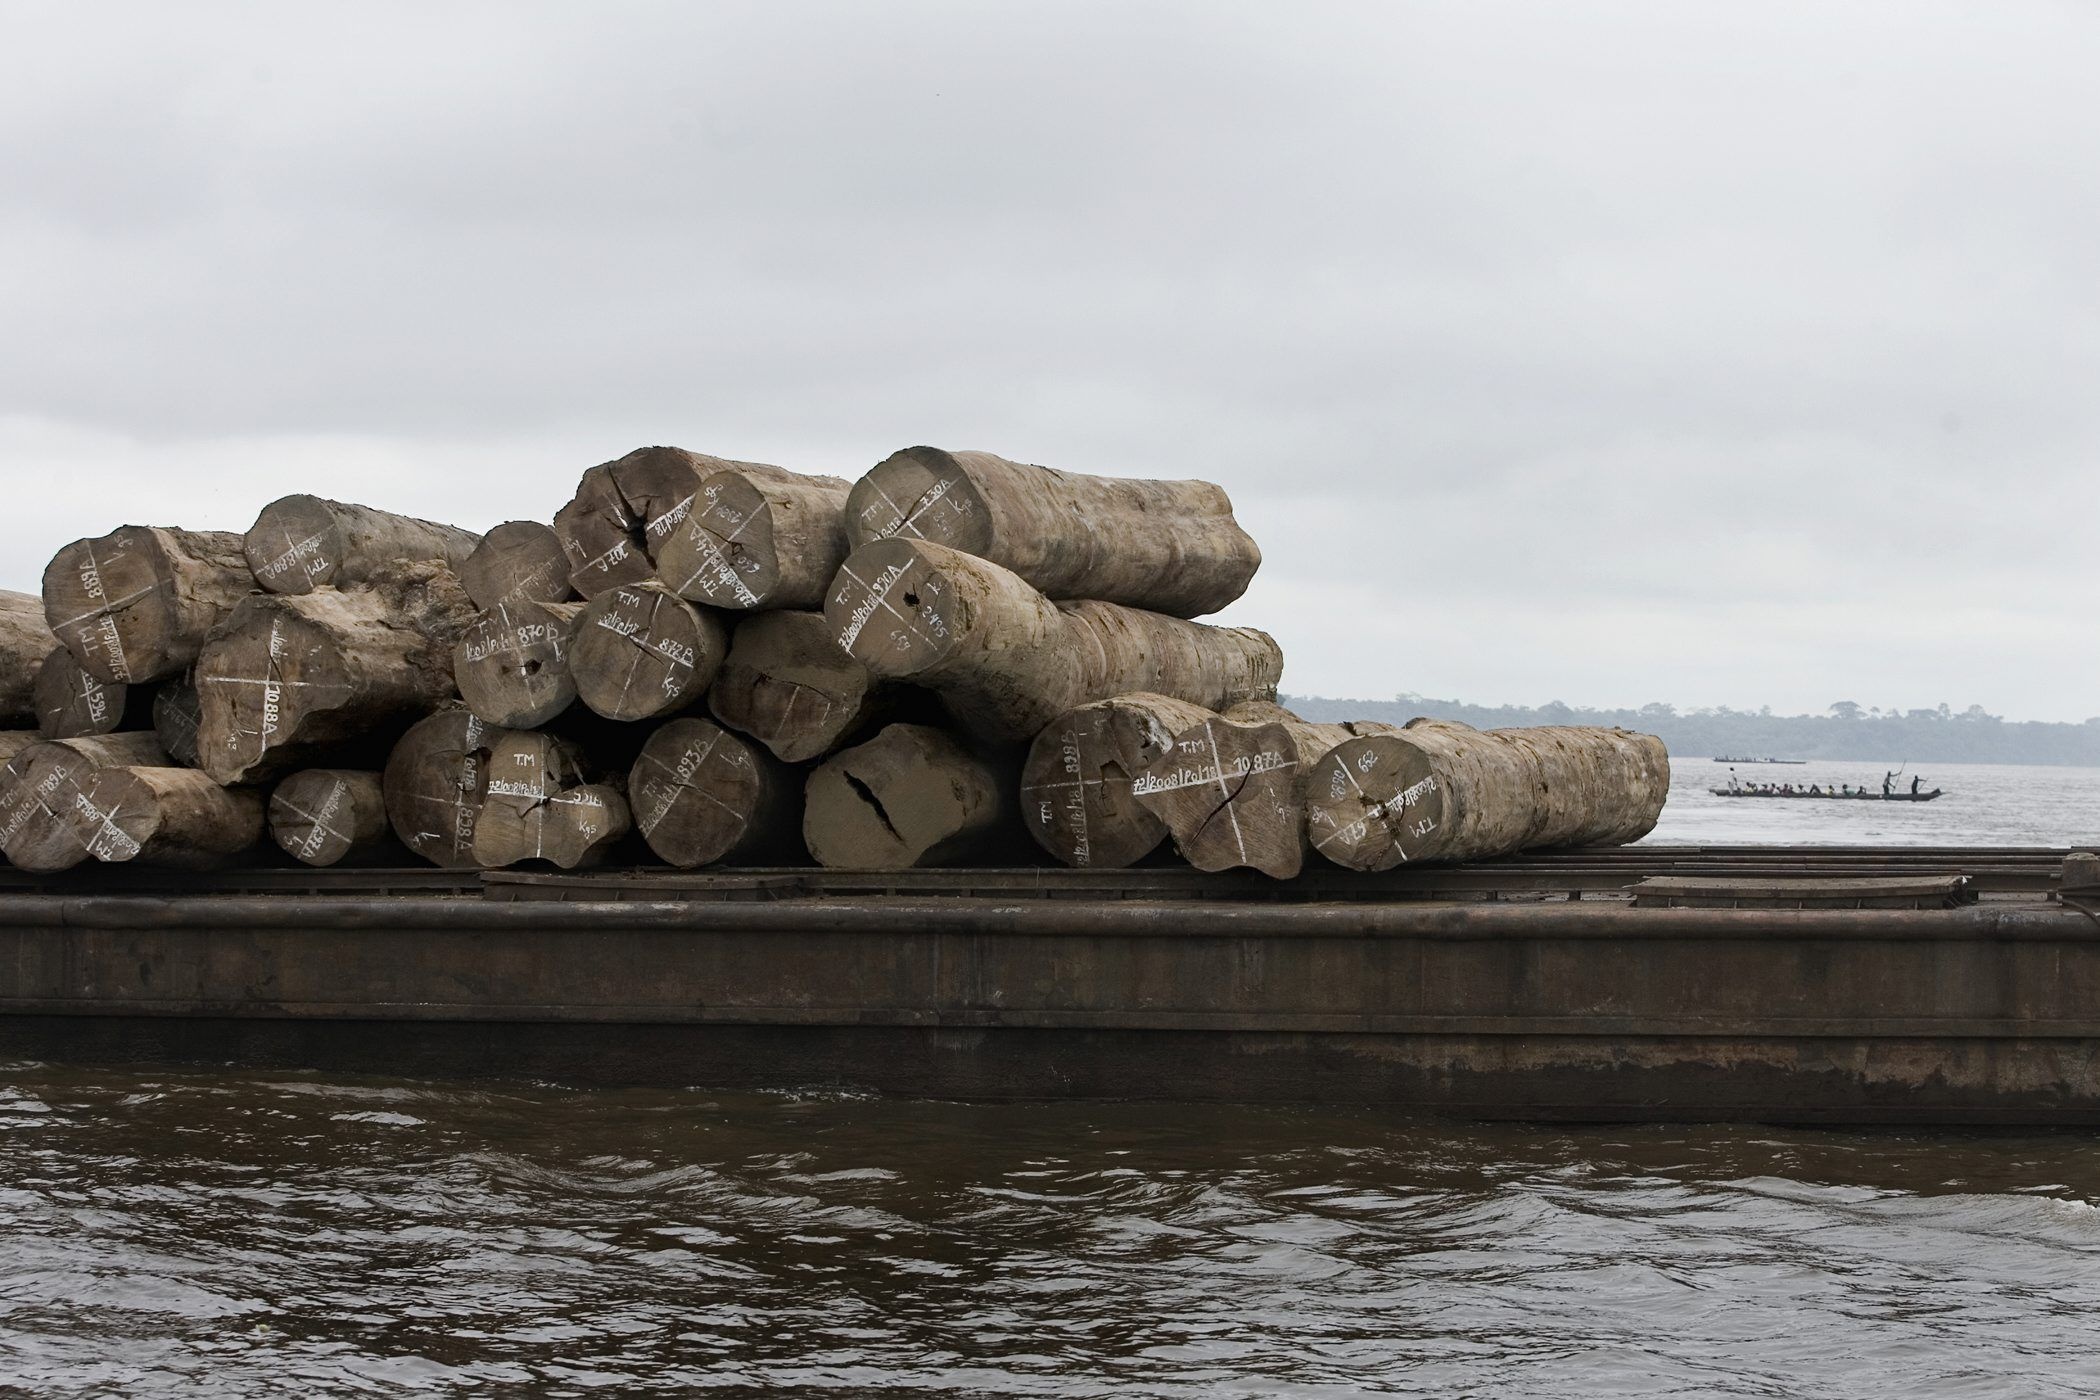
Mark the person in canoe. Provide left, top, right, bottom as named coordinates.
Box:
left=1912, top=775, right=1925, bottom=795
left=1883, top=771, right=1895, bottom=796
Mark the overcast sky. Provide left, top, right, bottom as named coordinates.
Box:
left=4, top=2, right=2097, bottom=718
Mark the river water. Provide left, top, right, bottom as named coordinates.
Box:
left=7, top=760, right=2100, bottom=1395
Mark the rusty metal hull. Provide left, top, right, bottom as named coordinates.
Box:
left=1, top=887, right=2098, bottom=1123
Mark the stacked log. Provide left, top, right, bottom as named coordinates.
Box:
left=192, top=562, right=476, bottom=784
left=34, top=645, right=151, bottom=738
left=382, top=709, right=507, bottom=869
left=1132, top=704, right=1397, bottom=879
left=460, top=521, right=576, bottom=612
left=0, top=733, right=167, bottom=871
left=803, top=723, right=1012, bottom=870
left=823, top=539, right=1281, bottom=741
left=553, top=446, right=719, bottom=597
left=454, top=601, right=585, bottom=728
left=707, top=610, right=885, bottom=763
left=0, top=590, right=52, bottom=725
left=42, top=527, right=253, bottom=683
left=1302, top=720, right=1670, bottom=870
left=629, top=717, right=798, bottom=867
left=1018, top=692, right=1214, bottom=869
left=243, top=496, right=479, bottom=595
left=471, top=730, right=630, bottom=869
left=844, top=447, right=1261, bottom=617
left=568, top=583, right=728, bottom=723
left=152, top=678, right=203, bottom=769
left=74, top=766, right=265, bottom=868
left=268, top=769, right=393, bottom=867
left=656, top=464, right=852, bottom=611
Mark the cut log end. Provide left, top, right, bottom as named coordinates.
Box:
left=384, top=710, right=508, bottom=868
left=460, top=521, right=576, bottom=612
left=268, top=769, right=391, bottom=867
left=454, top=602, right=582, bottom=729
left=34, top=645, right=133, bottom=738
left=803, top=723, right=1008, bottom=870
left=1134, top=716, right=1313, bottom=879
left=569, top=584, right=728, bottom=723
left=554, top=447, right=709, bottom=598
left=242, top=494, right=341, bottom=595
left=42, top=527, right=253, bottom=684
left=845, top=446, right=993, bottom=554
left=1019, top=693, right=1214, bottom=869
left=0, top=733, right=171, bottom=872
left=708, top=610, right=879, bottom=763
left=1302, top=733, right=1447, bottom=871
left=657, top=472, right=780, bottom=609
left=77, top=766, right=265, bottom=868
left=152, top=679, right=203, bottom=768
left=630, top=717, right=795, bottom=868
left=471, top=731, right=630, bottom=869
left=822, top=537, right=971, bottom=678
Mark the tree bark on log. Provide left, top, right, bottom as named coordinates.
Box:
left=845, top=447, right=1262, bottom=618
left=268, top=769, right=393, bottom=867
left=629, top=717, right=799, bottom=868
left=569, top=583, right=729, bottom=723
left=454, top=601, right=585, bottom=729
left=1133, top=707, right=1397, bottom=879
left=707, top=610, right=885, bottom=763
left=383, top=708, right=511, bottom=868
left=193, top=563, right=477, bottom=785
left=43, top=527, right=254, bottom=684
left=243, top=495, right=481, bottom=595
left=0, top=590, right=53, bottom=725
left=0, top=733, right=168, bottom=871
left=1302, top=720, right=1671, bottom=871
left=802, top=723, right=1012, bottom=869
left=553, top=446, right=725, bottom=598
left=76, top=766, right=265, bottom=868
left=656, top=464, right=853, bottom=611
left=152, top=677, right=203, bottom=769
left=470, top=730, right=630, bottom=869
left=1018, top=692, right=1216, bottom=869
left=459, top=521, right=577, bottom=612
left=824, top=540, right=1282, bottom=742
left=34, top=645, right=150, bottom=738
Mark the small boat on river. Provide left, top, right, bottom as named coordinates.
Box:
left=1709, top=786, right=1943, bottom=801
left=1713, top=756, right=1807, bottom=764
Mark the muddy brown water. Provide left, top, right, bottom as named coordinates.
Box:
left=2, top=1063, right=2096, bottom=1396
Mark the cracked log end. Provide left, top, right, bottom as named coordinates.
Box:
left=1019, top=693, right=1215, bottom=869
left=471, top=730, right=630, bottom=869
left=383, top=709, right=510, bottom=869
left=1133, top=715, right=1313, bottom=879
left=803, top=722, right=1007, bottom=869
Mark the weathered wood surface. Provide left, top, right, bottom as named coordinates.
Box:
left=453, top=601, right=584, bottom=729
left=193, top=563, right=477, bottom=784
left=553, top=446, right=723, bottom=598
left=268, top=769, right=392, bottom=867
left=629, top=717, right=799, bottom=868
left=803, top=723, right=1012, bottom=869
left=1303, top=720, right=1671, bottom=870
left=825, top=540, right=1281, bottom=742
left=656, top=463, right=852, bottom=611
left=845, top=447, right=1261, bottom=617
left=42, top=527, right=253, bottom=684
left=243, top=495, right=480, bottom=595
left=471, top=730, right=630, bottom=869
left=1134, top=707, right=1397, bottom=879
left=0, top=590, right=52, bottom=725
left=152, top=677, right=203, bottom=769
left=383, top=709, right=510, bottom=869
left=707, top=610, right=883, bottom=763
left=459, top=521, right=577, bottom=613
left=33, top=645, right=148, bottom=738
left=0, top=733, right=168, bottom=872
left=76, top=765, right=266, bottom=868
left=569, top=583, right=728, bottom=723
left=1018, top=692, right=1215, bottom=869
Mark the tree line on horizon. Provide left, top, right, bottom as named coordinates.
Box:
left=1282, top=694, right=2100, bottom=767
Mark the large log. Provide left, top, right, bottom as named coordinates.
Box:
left=824, top=540, right=1282, bottom=742
left=471, top=730, right=630, bottom=869
left=1018, top=692, right=1216, bottom=869
left=803, top=723, right=1012, bottom=869
left=268, top=769, right=393, bottom=867
left=152, top=676, right=203, bottom=768
left=75, top=766, right=265, bottom=868
left=1302, top=720, right=1671, bottom=870
left=707, top=610, right=885, bottom=763
left=34, top=645, right=150, bottom=738
left=459, top=521, right=576, bottom=612
left=552, top=446, right=720, bottom=598
left=42, top=527, right=254, bottom=683
left=0, top=589, right=52, bottom=725
left=383, top=708, right=510, bottom=868
left=629, top=717, right=799, bottom=868
left=453, top=601, right=585, bottom=729
left=655, top=463, right=852, bottom=611
left=0, top=733, right=167, bottom=872
left=568, top=583, right=729, bottom=723
left=845, top=447, right=1262, bottom=617
left=1133, top=706, right=1397, bottom=879
left=193, top=562, right=477, bottom=784
left=243, top=495, right=481, bottom=595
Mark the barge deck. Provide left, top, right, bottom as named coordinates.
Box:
left=2, top=846, right=2096, bottom=1125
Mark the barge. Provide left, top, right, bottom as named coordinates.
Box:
left=2, top=846, right=2097, bottom=1125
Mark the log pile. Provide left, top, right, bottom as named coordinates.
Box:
left=0, top=443, right=1667, bottom=875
